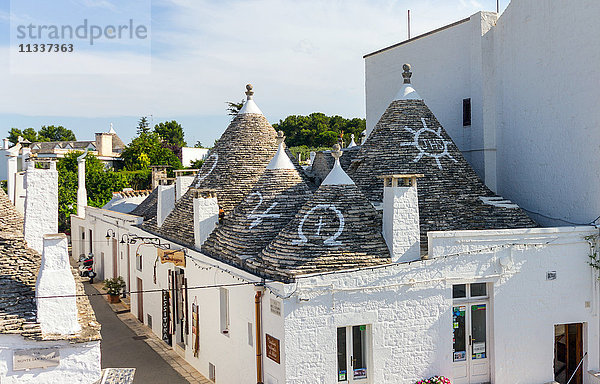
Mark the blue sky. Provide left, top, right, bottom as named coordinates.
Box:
left=0, top=0, right=508, bottom=147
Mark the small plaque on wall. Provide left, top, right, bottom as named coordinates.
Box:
left=270, top=299, right=281, bottom=316
left=265, top=334, right=280, bottom=364
left=13, top=348, right=60, bottom=371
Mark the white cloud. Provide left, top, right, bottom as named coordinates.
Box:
left=0, top=0, right=489, bottom=122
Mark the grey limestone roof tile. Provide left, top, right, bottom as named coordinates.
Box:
left=310, top=146, right=360, bottom=183
left=248, top=181, right=391, bottom=282
left=146, top=111, right=280, bottom=247
left=0, top=189, right=100, bottom=342
left=130, top=187, right=159, bottom=221
left=201, top=166, right=312, bottom=267
left=346, top=99, right=537, bottom=248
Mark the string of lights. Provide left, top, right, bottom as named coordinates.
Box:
left=35, top=281, right=255, bottom=300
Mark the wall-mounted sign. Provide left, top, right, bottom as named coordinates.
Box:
left=158, top=248, right=185, bottom=267
left=265, top=334, right=280, bottom=364
left=13, top=348, right=60, bottom=371
left=270, top=299, right=281, bottom=317
left=162, top=289, right=171, bottom=345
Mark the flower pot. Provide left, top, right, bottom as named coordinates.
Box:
left=108, top=294, right=121, bottom=303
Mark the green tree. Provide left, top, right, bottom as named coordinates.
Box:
left=8, top=128, right=38, bottom=144
left=38, top=125, right=76, bottom=142
left=57, top=151, right=151, bottom=232
left=273, top=113, right=365, bottom=148
left=226, top=100, right=244, bottom=117
left=194, top=141, right=204, bottom=148
left=137, top=116, right=150, bottom=135
left=121, top=130, right=182, bottom=171
left=154, top=120, right=186, bottom=147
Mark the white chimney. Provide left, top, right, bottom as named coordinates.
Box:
left=6, top=143, right=21, bottom=204
left=95, top=132, right=113, bottom=157
left=36, top=234, right=81, bottom=335
left=192, top=189, right=219, bottom=249
left=77, top=151, right=88, bottom=218
left=21, top=147, right=31, bottom=171
left=381, top=174, right=422, bottom=263
left=2, top=138, right=10, bottom=150
left=157, top=184, right=176, bottom=227
left=24, top=164, right=58, bottom=253
left=175, top=173, right=195, bottom=202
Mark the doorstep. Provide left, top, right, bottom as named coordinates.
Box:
left=91, top=281, right=131, bottom=313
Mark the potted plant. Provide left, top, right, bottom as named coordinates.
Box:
left=103, top=276, right=126, bottom=303
left=415, top=377, right=451, bottom=384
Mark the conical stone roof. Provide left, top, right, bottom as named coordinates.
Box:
left=250, top=146, right=390, bottom=282
left=148, top=85, right=280, bottom=246
left=201, top=137, right=313, bottom=266
left=347, top=64, right=536, bottom=248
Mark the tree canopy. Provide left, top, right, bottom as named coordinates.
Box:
left=155, top=120, right=186, bottom=148
left=121, top=118, right=183, bottom=171
left=8, top=125, right=76, bottom=144
left=273, top=113, right=365, bottom=148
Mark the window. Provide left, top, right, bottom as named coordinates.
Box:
left=337, top=325, right=370, bottom=382
left=219, top=288, right=229, bottom=334
left=136, top=253, right=143, bottom=272
left=248, top=322, right=253, bottom=346
left=463, top=98, right=471, bottom=126
left=209, top=362, right=216, bottom=382
left=147, top=314, right=153, bottom=328
left=452, top=283, right=488, bottom=299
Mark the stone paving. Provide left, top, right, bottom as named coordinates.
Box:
left=90, top=282, right=211, bottom=384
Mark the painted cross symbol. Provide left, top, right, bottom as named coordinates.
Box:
left=315, top=216, right=324, bottom=236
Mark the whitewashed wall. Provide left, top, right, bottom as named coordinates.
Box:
left=128, top=225, right=268, bottom=384
left=279, top=226, right=599, bottom=384
left=486, top=0, right=600, bottom=226
left=0, top=336, right=100, bottom=384
left=181, top=147, right=209, bottom=168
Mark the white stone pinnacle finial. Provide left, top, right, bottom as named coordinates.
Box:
left=322, top=144, right=354, bottom=185
left=331, top=144, right=342, bottom=160
left=238, top=83, right=263, bottom=115
left=393, top=63, right=422, bottom=101
left=276, top=131, right=285, bottom=145
left=402, top=63, right=412, bottom=84
left=245, top=84, right=254, bottom=99
left=348, top=134, right=357, bottom=148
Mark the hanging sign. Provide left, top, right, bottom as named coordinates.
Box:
left=162, top=289, right=171, bottom=344
left=13, top=348, right=60, bottom=371
left=265, top=334, right=280, bottom=364
left=158, top=248, right=186, bottom=267
left=192, top=301, right=200, bottom=357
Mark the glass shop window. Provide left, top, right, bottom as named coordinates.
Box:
left=337, top=325, right=369, bottom=382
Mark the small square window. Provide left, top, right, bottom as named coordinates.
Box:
left=452, top=284, right=467, bottom=299
left=470, top=283, right=487, bottom=297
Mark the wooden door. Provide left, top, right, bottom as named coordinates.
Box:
left=112, top=238, right=118, bottom=278
left=137, top=278, right=144, bottom=322
left=555, top=323, right=583, bottom=384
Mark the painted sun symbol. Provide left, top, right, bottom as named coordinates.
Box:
left=401, top=118, right=457, bottom=170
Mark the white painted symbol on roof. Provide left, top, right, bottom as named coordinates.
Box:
left=292, top=204, right=344, bottom=246
left=247, top=191, right=281, bottom=229
left=401, top=118, right=457, bottom=170
left=195, top=152, right=218, bottom=187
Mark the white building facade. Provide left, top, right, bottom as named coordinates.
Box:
left=364, top=0, right=600, bottom=227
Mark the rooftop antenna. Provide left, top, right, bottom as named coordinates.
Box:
left=497, top=0, right=499, bottom=13
left=407, top=10, right=411, bottom=39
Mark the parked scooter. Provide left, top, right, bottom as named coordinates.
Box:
left=78, top=253, right=97, bottom=283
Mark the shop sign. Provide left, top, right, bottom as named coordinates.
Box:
left=266, top=334, right=280, bottom=364
left=158, top=248, right=185, bottom=267
left=270, top=299, right=281, bottom=316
